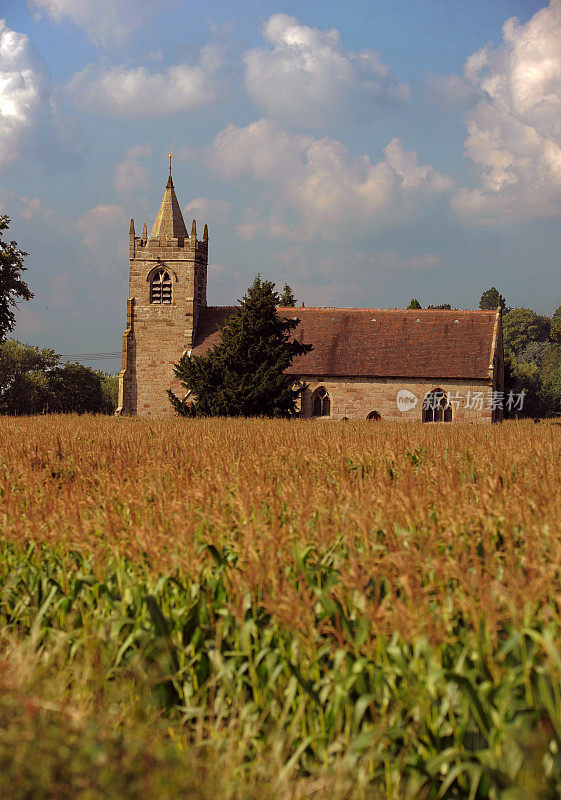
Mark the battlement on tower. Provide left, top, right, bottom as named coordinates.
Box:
left=119, top=173, right=210, bottom=417
left=129, top=219, right=209, bottom=258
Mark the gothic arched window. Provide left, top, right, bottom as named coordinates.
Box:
left=312, top=387, right=330, bottom=417
left=423, top=388, right=452, bottom=423
left=367, top=411, right=382, bottom=421
left=150, top=269, right=172, bottom=304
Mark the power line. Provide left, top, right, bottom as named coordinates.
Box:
left=59, top=353, right=121, bottom=360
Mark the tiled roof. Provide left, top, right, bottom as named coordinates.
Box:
left=150, top=176, right=188, bottom=240
left=192, top=307, right=500, bottom=380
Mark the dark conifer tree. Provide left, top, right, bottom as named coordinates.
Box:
left=279, top=283, right=296, bottom=307
left=169, top=276, right=312, bottom=417
left=479, top=287, right=506, bottom=311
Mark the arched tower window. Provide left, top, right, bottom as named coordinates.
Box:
left=423, top=388, right=452, bottom=423
left=312, top=387, right=330, bottom=417
left=150, top=269, right=172, bottom=304
left=367, top=411, right=382, bottom=421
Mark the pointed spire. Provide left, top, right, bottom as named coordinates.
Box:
left=203, top=223, right=208, bottom=242
left=191, top=219, right=197, bottom=239
left=150, top=171, right=188, bottom=240
left=129, top=218, right=135, bottom=236
left=142, top=222, right=147, bottom=242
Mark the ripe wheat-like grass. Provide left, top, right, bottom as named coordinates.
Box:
left=2, top=416, right=561, bottom=798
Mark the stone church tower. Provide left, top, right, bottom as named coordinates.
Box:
left=117, top=171, right=208, bottom=416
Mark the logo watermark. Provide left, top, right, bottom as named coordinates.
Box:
left=396, top=389, right=526, bottom=413
left=396, top=389, right=419, bottom=412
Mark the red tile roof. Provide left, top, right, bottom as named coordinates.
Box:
left=192, top=307, right=500, bottom=380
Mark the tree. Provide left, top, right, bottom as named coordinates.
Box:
left=427, top=304, right=451, bottom=310
left=479, top=287, right=506, bottom=311
left=98, top=372, right=119, bottom=413
left=46, top=363, right=107, bottom=414
left=0, top=217, right=33, bottom=342
left=551, top=305, right=561, bottom=343
left=504, top=357, right=543, bottom=418
left=407, top=299, right=422, bottom=309
left=279, top=284, right=296, bottom=307
left=503, top=308, right=550, bottom=358
left=0, top=339, right=57, bottom=415
left=169, top=276, right=312, bottom=417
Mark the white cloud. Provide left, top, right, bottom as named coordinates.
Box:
left=183, top=197, right=230, bottom=227
left=210, top=118, right=451, bottom=240
left=244, top=14, right=409, bottom=127
left=0, top=188, right=52, bottom=220
left=366, top=249, right=444, bottom=273
left=68, top=44, right=222, bottom=116
left=77, top=203, right=128, bottom=276
left=114, top=143, right=152, bottom=195
left=425, top=73, right=478, bottom=108
left=0, top=19, right=54, bottom=171
left=28, top=0, right=164, bottom=47
left=383, top=138, right=454, bottom=192
left=452, top=0, right=561, bottom=223
left=48, top=273, right=74, bottom=309
left=20, top=196, right=44, bottom=219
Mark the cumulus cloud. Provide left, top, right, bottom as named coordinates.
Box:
left=425, top=73, right=478, bottom=108
left=383, top=138, right=454, bottom=192
left=77, top=203, right=128, bottom=276
left=0, top=19, right=54, bottom=171
left=210, top=118, right=451, bottom=240
left=183, top=197, right=231, bottom=227
left=452, top=0, right=561, bottom=223
left=114, top=143, right=152, bottom=195
left=68, top=44, right=223, bottom=116
left=365, top=249, right=444, bottom=273
left=48, top=273, right=74, bottom=309
left=28, top=0, right=164, bottom=47
left=244, top=14, right=409, bottom=127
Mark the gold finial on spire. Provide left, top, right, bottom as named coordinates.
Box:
left=169, top=152, right=172, bottom=176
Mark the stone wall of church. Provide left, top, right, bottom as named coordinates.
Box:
left=118, top=235, right=207, bottom=416
left=298, top=377, right=499, bottom=422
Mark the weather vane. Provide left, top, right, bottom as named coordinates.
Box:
left=169, top=152, right=173, bottom=177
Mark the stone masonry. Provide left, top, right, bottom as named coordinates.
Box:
left=118, top=173, right=504, bottom=421
left=117, top=175, right=208, bottom=416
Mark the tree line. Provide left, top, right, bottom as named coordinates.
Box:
left=0, top=216, right=117, bottom=415
left=408, top=287, right=561, bottom=417
left=3, top=211, right=561, bottom=418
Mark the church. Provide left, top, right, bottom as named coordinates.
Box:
left=117, top=173, right=504, bottom=422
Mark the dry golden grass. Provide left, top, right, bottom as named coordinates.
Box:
left=2, top=415, right=560, bottom=642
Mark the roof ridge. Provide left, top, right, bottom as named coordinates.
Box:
left=275, top=307, right=492, bottom=313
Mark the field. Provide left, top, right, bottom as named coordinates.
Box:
left=1, top=417, right=561, bottom=799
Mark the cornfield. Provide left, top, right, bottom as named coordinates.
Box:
left=1, top=416, right=561, bottom=799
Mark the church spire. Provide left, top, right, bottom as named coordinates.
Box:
left=150, top=154, right=188, bottom=239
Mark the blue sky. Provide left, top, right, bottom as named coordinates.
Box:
left=0, top=0, right=559, bottom=371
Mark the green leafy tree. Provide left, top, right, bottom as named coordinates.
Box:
left=169, top=276, right=312, bottom=417
left=0, top=339, right=57, bottom=414
left=98, top=373, right=119, bottom=413
left=279, top=284, right=296, bottom=307
left=479, top=287, right=506, bottom=311
left=506, top=359, right=543, bottom=417
left=407, top=299, right=422, bottom=309
left=551, top=306, right=561, bottom=343
left=0, top=216, right=33, bottom=342
left=503, top=308, right=550, bottom=359
left=427, top=304, right=451, bottom=310
left=46, top=363, right=107, bottom=414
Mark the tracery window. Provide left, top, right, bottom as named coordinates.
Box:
left=423, top=388, right=452, bottom=423
left=150, top=269, right=172, bottom=304
left=312, top=387, right=330, bottom=417
left=367, top=411, right=382, bottom=421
